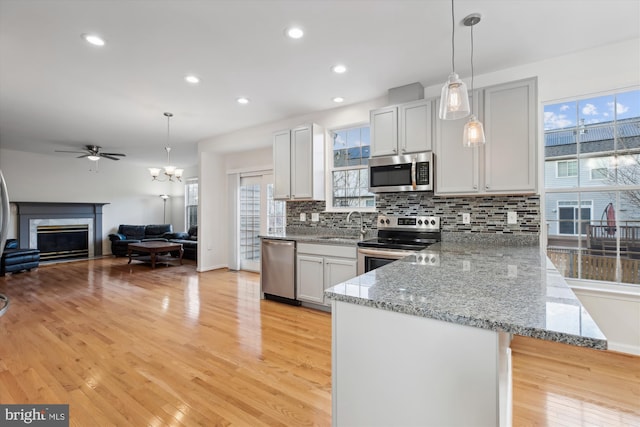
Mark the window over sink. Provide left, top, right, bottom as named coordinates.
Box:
left=327, top=124, right=375, bottom=211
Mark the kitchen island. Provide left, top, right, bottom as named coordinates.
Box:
left=325, top=242, right=606, bottom=427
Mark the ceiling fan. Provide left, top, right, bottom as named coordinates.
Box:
left=55, top=145, right=126, bottom=161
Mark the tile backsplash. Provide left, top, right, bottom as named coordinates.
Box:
left=285, top=193, right=540, bottom=243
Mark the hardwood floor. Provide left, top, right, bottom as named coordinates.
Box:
left=0, top=257, right=638, bottom=426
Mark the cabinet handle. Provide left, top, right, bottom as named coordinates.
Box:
left=401, top=148, right=406, bottom=153
left=473, top=185, right=478, bottom=189
left=393, top=148, right=397, bottom=153
left=485, top=185, right=490, bottom=189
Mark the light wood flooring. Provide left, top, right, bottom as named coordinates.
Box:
left=0, top=257, right=638, bottom=426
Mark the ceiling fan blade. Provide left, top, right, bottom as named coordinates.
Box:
left=100, top=152, right=126, bottom=157
left=55, top=150, right=88, bottom=154
left=76, top=154, right=90, bottom=158
left=100, top=154, right=121, bottom=161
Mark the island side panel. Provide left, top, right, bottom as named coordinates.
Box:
left=332, top=300, right=511, bottom=427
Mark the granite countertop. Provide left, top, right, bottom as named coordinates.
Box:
left=260, top=233, right=360, bottom=246
left=324, top=242, right=607, bottom=349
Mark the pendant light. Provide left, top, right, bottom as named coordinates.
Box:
left=149, top=112, right=184, bottom=182
left=439, top=0, right=470, bottom=120
left=462, top=13, right=486, bottom=147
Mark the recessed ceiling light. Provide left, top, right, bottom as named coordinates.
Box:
left=82, top=33, right=105, bottom=46
left=185, top=75, right=200, bottom=84
left=285, top=27, right=304, bottom=39
left=333, top=97, right=345, bottom=103
left=332, top=64, right=347, bottom=74
left=237, top=97, right=250, bottom=105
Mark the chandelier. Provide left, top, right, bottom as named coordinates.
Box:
left=149, top=112, right=184, bottom=182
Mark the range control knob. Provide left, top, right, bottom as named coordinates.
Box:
left=380, top=219, right=385, bottom=225
left=385, top=219, right=390, bottom=224
left=418, top=220, right=423, bottom=225
left=430, top=219, right=436, bottom=226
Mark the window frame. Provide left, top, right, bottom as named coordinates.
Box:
left=543, top=87, right=640, bottom=287
left=184, top=178, right=198, bottom=231
left=324, top=123, right=376, bottom=213
left=556, top=160, right=578, bottom=178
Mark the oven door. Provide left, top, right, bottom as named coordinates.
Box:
left=357, top=247, right=415, bottom=275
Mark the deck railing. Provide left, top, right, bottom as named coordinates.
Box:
left=547, top=248, right=640, bottom=284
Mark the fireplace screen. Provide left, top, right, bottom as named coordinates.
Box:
left=36, top=224, right=89, bottom=261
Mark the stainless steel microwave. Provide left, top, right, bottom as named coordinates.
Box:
left=368, top=152, right=434, bottom=193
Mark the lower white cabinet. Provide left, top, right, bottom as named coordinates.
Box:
left=297, top=243, right=357, bottom=306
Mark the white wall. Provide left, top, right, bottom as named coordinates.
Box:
left=0, top=148, right=196, bottom=254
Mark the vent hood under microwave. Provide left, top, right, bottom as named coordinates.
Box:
left=368, top=152, right=433, bottom=193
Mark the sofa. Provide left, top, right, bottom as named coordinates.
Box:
left=1, top=239, right=40, bottom=276
left=168, top=226, right=197, bottom=260
left=108, top=224, right=173, bottom=257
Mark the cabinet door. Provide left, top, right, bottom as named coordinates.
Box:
left=273, top=130, right=291, bottom=199
left=370, top=106, right=398, bottom=157
left=399, top=99, right=432, bottom=154
left=483, top=79, right=537, bottom=193
left=324, top=258, right=357, bottom=304
left=297, top=254, right=325, bottom=303
left=291, top=125, right=313, bottom=199
left=434, top=96, right=480, bottom=195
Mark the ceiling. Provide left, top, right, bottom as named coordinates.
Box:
left=1, top=0, right=639, bottom=167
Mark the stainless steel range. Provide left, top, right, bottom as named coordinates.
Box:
left=357, top=215, right=441, bottom=274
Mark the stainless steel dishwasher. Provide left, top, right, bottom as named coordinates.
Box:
left=261, top=239, right=299, bottom=305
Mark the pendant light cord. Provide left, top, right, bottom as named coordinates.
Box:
left=450, top=0, right=455, bottom=73
left=470, top=24, right=475, bottom=114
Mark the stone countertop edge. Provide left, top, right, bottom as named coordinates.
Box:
left=259, top=233, right=360, bottom=246
left=324, top=242, right=608, bottom=350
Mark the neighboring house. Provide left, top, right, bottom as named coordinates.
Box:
left=544, top=110, right=640, bottom=283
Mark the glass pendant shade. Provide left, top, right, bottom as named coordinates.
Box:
left=439, top=73, right=471, bottom=120
left=463, top=115, right=486, bottom=147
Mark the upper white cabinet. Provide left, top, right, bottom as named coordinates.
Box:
left=273, top=129, right=291, bottom=199
left=435, top=78, right=537, bottom=196
left=273, top=123, right=325, bottom=200
left=370, top=99, right=433, bottom=157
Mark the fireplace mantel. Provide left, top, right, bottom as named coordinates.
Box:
left=13, top=202, right=108, bottom=256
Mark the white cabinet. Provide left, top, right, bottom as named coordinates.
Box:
left=297, top=243, right=357, bottom=306
left=370, top=99, right=433, bottom=157
left=273, top=130, right=291, bottom=199
left=273, top=124, right=325, bottom=200
left=435, top=78, right=537, bottom=196
left=297, top=255, right=324, bottom=303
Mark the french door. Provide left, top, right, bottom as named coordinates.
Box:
left=238, top=173, right=285, bottom=272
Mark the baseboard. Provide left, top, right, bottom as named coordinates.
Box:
left=607, top=341, right=640, bottom=356
left=197, top=263, right=228, bottom=273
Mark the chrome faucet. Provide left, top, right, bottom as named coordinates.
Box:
left=347, top=211, right=366, bottom=240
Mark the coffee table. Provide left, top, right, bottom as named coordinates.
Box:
left=127, top=241, right=183, bottom=269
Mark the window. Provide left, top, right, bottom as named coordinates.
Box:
left=557, top=160, right=578, bottom=177
left=185, top=178, right=198, bottom=230
left=590, top=167, right=610, bottom=181
left=558, top=201, right=592, bottom=235
left=267, top=183, right=285, bottom=234
left=329, top=125, right=375, bottom=209
left=544, top=88, right=640, bottom=285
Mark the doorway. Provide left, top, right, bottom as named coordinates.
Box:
left=238, top=173, right=285, bottom=272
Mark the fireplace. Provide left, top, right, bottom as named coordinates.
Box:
left=14, top=202, right=107, bottom=262
left=36, top=224, right=90, bottom=261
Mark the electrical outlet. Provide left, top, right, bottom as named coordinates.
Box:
left=300, top=213, right=306, bottom=222
left=507, top=211, right=518, bottom=224
left=462, top=213, right=470, bottom=224
left=311, top=212, right=320, bottom=222
left=508, top=265, right=518, bottom=278
left=462, top=260, right=471, bottom=271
